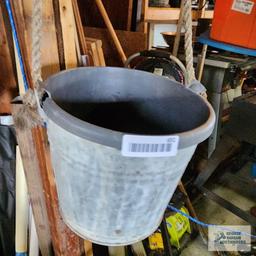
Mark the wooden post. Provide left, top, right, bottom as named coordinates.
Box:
left=52, top=0, right=66, bottom=70
left=12, top=103, right=85, bottom=256
left=21, top=0, right=60, bottom=79
left=197, top=44, right=208, bottom=82
left=172, top=0, right=184, bottom=57
left=126, top=0, right=133, bottom=31
left=12, top=105, right=53, bottom=256
left=71, top=0, right=89, bottom=56
left=58, top=0, right=78, bottom=69
left=198, top=0, right=206, bottom=19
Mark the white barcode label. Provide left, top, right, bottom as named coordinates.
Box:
left=232, top=0, right=254, bottom=14
left=153, top=68, right=163, bottom=76
left=121, top=135, right=179, bottom=157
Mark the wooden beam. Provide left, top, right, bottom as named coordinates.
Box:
left=126, top=0, right=133, bottom=31
left=142, top=0, right=149, bottom=33
left=71, top=0, right=89, bottom=56
left=10, top=0, right=34, bottom=88
left=172, top=0, right=184, bottom=57
left=22, top=0, right=60, bottom=79
left=197, top=0, right=207, bottom=20
left=12, top=105, right=53, bottom=256
left=145, top=7, right=213, bottom=22
left=95, top=39, right=106, bottom=66
left=13, top=103, right=85, bottom=256
left=59, top=0, right=78, bottom=69
left=0, top=3, right=16, bottom=88
left=0, top=3, right=17, bottom=114
left=86, top=37, right=106, bottom=67
left=52, top=0, right=66, bottom=70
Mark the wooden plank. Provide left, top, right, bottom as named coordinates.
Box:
left=95, top=40, right=106, bottom=66
left=71, top=0, right=88, bottom=56
left=145, top=7, right=213, bottom=22
left=52, top=0, right=66, bottom=70
left=0, top=3, right=17, bottom=114
left=197, top=0, right=207, bottom=20
left=84, top=241, right=93, bottom=256
left=85, top=27, right=147, bottom=67
left=86, top=38, right=106, bottom=67
left=172, top=0, right=184, bottom=57
left=88, top=41, right=100, bottom=66
left=108, top=247, right=125, bottom=256
left=13, top=105, right=86, bottom=255
left=143, top=0, right=149, bottom=33
left=0, top=4, right=16, bottom=88
left=126, top=0, right=133, bottom=31
left=11, top=0, right=34, bottom=88
left=72, top=9, right=82, bottom=66
left=22, top=0, right=60, bottom=79
left=32, top=126, right=85, bottom=256
left=12, top=105, right=53, bottom=256
left=59, top=0, right=78, bottom=69
left=197, top=44, right=208, bottom=81
left=10, top=3, right=53, bottom=254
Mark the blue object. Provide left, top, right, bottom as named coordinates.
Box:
left=198, top=31, right=256, bottom=57
left=167, top=205, right=256, bottom=238
left=16, top=253, right=28, bottom=256
left=251, top=163, right=256, bottom=178
left=5, top=0, right=29, bottom=91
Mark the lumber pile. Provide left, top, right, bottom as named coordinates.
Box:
left=2, top=0, right=102, bottom=255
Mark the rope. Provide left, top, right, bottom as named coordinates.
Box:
left=168, top=205, right=256, bottom=239
left=7, top=0, right=45, bottom=130
left=183, top=0, right=196, bottom=84
left=32, top=0, right=43, bottom=88
left=5, top=0, right=29, bottom=91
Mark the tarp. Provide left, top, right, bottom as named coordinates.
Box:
left=0, top=125, right=16, bottom=256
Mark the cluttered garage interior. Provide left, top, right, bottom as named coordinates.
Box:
left=0, top=0, right=255, bottom=255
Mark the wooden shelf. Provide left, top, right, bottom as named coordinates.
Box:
left=145, top=7, right=214, bottom=22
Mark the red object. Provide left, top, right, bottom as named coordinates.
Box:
left=210, top=0, right=256, bottom=49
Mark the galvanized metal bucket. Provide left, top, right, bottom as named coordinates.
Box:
left=42, top=67, right=215, bottom=245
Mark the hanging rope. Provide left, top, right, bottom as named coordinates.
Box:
left=11, top=0, right=45, bottom=130
left=183, top=0, right=196, bottom=84
left=32, top=0, right=43, bottom=88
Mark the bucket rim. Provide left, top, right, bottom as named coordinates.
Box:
left=42, top=67, right=216, bottom=150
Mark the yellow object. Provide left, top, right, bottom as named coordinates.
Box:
left=148, top=232, right=164, bottom=250
left=166, top=206, right=191, bottom=249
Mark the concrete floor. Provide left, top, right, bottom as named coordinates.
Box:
left=180, top=163, right=255, bottom=256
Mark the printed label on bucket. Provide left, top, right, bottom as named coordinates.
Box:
left=121, top=135, right=179, bottom=157
left=232, top=0, right=254, bottom=14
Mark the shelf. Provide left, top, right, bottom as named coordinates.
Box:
left=145, top=7, right=214, bottom=22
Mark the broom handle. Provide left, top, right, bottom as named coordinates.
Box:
left=16, top=146, right=29, bottom=256
left=95, top=0, right=127, bottom=64
left=29, top=208, right=39, bottom=256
